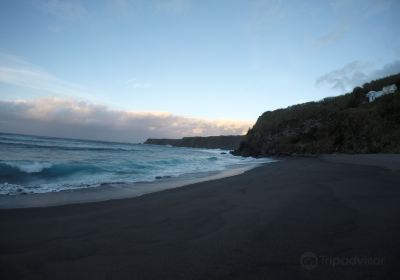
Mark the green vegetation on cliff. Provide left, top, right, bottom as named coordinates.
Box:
left=144, top=135, right=244, bottom=150
left=234, top=73, right=400, bottom=157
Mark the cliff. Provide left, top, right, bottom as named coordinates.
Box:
left=233, top=73, right=400, bottom=157
left=144, top=135, right=244, bottom=150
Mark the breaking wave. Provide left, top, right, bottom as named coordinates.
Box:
left=0, top=133, right=272, bottom=195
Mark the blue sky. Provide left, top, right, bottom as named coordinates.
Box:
left=0, top=0, right=399, bottom=142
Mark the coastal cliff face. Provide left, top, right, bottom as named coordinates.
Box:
left=234, top=74, right=400, bottom=157
left=144, top=135, right=244, bottom=150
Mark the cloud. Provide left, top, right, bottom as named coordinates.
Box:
left=0, top=53, right=96, bottom=100
left=371, top=61, right=400, bottom=80
left=314, top=23, right=348, bottom=48
left=249, top=0, right=285, bottom=26
left=125, top=77, right=152, bottom=89
left=316, top=0, right=397, bottom=49
left=155, top=0, right=189, bottom=14
left=105, top=0, right=141, bottom=12
left=329, top=0, right=395, bottom=18
left=316, top=60, right=400, bottom=92
left=316, top=61, right=369, bottom=92
left=33, top=0, right=87, bottom=20
left=0, top=52, right=251, bottom=142
left=0, top=97, right=252, bottom=143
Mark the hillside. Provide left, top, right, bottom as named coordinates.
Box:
left=233, top=73, right=400, bottom=157
left=144, top=135, right=244, bottom=150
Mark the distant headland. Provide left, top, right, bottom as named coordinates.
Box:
left=144, top=135, right=244, bottom=150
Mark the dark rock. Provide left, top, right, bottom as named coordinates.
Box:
left=155, top=175, right=172, bottom=180
left=144, top=135, right=244, bottom=150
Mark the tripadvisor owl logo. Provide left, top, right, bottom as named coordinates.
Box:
left=300, top=252, right=318, bottom=270
left=299, top=252, right=384, bottom=270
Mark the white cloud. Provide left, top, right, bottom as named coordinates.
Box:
left=316, top=60, right=400, bottom=92
left=0, top=53, right=251, bottom=142
left=33, top=0, right=87, bottom=20
left=0, top=97, right=252, bottom=143
left=0, top=53, right=97, bottom=100
left=125, top=77, right=152, bottom=89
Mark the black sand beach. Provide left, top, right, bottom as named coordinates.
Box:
left=1, top=155, right=400, bottom=279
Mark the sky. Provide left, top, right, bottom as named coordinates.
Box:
left=0, top=0, right=400, bottom=142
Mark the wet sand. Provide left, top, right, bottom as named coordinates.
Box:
left=0, top=165, right=259, bottom=209
left=1, top=155, right=400, bottom=279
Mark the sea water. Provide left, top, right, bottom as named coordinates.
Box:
left=0, top=133, right=270, bottom=195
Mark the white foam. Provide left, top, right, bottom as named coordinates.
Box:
left=6, top=161, right=53, bottom=173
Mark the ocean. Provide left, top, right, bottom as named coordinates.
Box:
left=0, top=133, right=271, bottom=196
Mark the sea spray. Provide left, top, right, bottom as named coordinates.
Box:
left=0, top=133, right=272, bottom=195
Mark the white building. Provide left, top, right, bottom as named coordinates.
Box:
left=366, top=84, right=398, bottom=102
left=382, top=84, right=397, bottom=95
left=367, top=91, right=384, bottom=102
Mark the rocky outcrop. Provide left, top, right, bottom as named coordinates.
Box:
left=233, top=73, right=400, bottom=157
left=144, top=135, right=244, bottom=150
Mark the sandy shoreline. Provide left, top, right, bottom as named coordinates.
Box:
left=1, top=155, right=400, bottom=279
left=0, top=163, right=266, bottom=209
